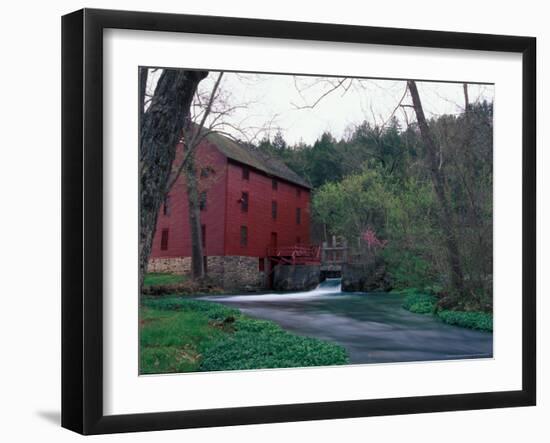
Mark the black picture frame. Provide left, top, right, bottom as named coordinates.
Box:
left=61, top=8, right=536, bottom=435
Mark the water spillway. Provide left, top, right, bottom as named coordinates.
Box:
left=205, top=278, right=343, bottom=302
left=202, top=279, right=493, bottom=365
left=314, top=277, right=342, bottom=293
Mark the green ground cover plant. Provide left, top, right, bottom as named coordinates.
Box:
left=143, top=273, right=187, bottom=287
left=140, top=297, right=348, bottom=374
left=401, top=292, right=493, bottom=332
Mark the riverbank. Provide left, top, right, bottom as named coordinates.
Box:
left=140, top=296, right=349, bottom=374
left=400, top=292, right=493, bottom=332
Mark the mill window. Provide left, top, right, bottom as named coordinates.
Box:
left=199, top=192, right=207, bottom=211
left=201, top=166, right=215, bottom=178
left=163, top=195, right=171, bottom=216
left=240, top=226, right=248, bottom=247
left=160, top=229, right=169, bottom=251
left=241, top=192, right=249, bottom=212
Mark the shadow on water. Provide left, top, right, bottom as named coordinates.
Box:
left=203, top=278, right=493, bottom=365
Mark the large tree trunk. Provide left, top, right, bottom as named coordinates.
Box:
left=407, top=80, right=465, bottom=296
left=139, top=69, right=208, bottom=293
left=139, top=67, right=148, bottom=124
left=184, top=153, right=205, bottom=279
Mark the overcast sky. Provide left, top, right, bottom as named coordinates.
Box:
left=148, top=70, right=494, bottom=146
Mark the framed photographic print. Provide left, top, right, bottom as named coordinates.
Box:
left=61, top=8, right=536, bottom=435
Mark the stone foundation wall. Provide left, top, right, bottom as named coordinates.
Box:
left=147, top=257, right=191, bottom=275
left=273, top=265, right=320, bottom=291
left=147, top=255, right=263, bottom=291
left=213, top=256, right=263, bottom=291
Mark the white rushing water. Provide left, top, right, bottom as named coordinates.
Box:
left=204, top=278, right=343, bottom=302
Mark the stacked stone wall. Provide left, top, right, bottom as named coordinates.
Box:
left=148, top=256, right=263, bottom=291
left=147, top=257, right=191, bottom=275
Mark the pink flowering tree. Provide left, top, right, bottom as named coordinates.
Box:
left=361, top=227, right=388, bottom=260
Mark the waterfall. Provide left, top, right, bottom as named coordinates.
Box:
left=204, top=278, right=342, bottom=302
left=309, top=278, right=342, bottom=294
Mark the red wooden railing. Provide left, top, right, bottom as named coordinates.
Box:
left=266, top=244, right=321, bottom=265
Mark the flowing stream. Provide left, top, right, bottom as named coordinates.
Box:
left=203, top=278, right=493, bottom=364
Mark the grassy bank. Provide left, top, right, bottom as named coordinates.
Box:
left=140, top=297, right=349, bottom=374
left=143, top=273, right=187, bottom=287
left=400, top=292, right=493, bottom=332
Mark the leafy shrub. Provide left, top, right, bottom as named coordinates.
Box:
left=424, top=284, right=444, bottom=296
left=437, top=310, right=493, bottom=332
left=402, top=293, right=437, bottom=314
left=383, top=249, right=436, bottom=292
left=402, top=293, right=493, bottom=332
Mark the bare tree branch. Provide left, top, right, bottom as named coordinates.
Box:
left=379, top=86, right=409, bottom=129
left=291, top=77, right=349, bottom=109
left=166, top=72, right=224, bottom=192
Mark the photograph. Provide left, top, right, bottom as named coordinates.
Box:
left=0, top=0, right=543, bottom=439
left=139, top=68, right=494, bottom=375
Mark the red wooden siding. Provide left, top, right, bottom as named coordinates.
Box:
left=150, top=139, right=227, bottom=258
left=223, top=161, right=310, bottom=257
left=150, top=137, right=311, bottom=261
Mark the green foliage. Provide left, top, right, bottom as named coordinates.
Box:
left=381, top=177, right=441, bottom=292
left=402, top=293, right=437, bottom=314
left=142, top=297, right=240, bottom=321
left=344, top=119, right=411, bottom=177
left=313, top=164, right=440, bottom=294
left=401, top=293, right=493, bottom=332
left=383, top=250, right=434, bottom=292
left=143, top=273, right=186, bottom=287
left=313, top=166, right=394, bottom=241
left=437, top=310, right=493, bottom=332
left=200, top=317, right=348, bottom=371
left=307, top=132, right=344, bottom=187
left=258, top=131, right=345, bottom=188
left=140, top=298, right=349, bottom=374
left=140, top=307, right=224, bottom=374
left=140, top=345, right=202, bottom=374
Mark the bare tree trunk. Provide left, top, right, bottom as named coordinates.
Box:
left=139, top=67, right=148, bottom=124
left=184, top=153, right=205, bottom=279
left=165, top=73, right=224, bottom=280
left=407, top=80, right=465, bottom=296
left=139, top=69, right=208, bottom=294
left=463, top=83, right=470, bottom=112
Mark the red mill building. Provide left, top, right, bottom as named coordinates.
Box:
left=148, top=132, right=317, bottom=290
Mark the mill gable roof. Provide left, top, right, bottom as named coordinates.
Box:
left=205, top=131, right=312, bottom=190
